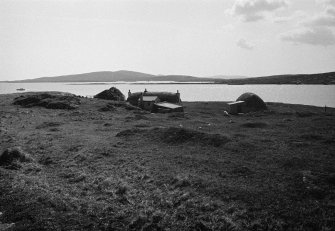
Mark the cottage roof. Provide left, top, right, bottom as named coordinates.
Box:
left=142, top=96, right=159, bottom=102
left=128, top=91, right=180, bottom=105
left=227, top=101, right=245, bottom=105
left=155, top=102, right=183, bottom=109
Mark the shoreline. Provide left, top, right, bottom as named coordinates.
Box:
left=1, top=91, right=335, bottom=109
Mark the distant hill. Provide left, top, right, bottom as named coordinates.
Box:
left=8, top=70, right=335, bottom=84
left=147, top=75, right=215, bottom=82
left=11, top=71, right=217, bottom=83
left=221, top=72, right=335, bottom=85
left=14, top=71, right=156, bottom=82
left=207, top=75, right=246, bottom=79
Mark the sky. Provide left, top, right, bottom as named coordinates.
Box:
left=1, top=0, right=335, bottom=81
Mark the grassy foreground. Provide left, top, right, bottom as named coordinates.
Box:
left=0, top=92, right=335, bottom=230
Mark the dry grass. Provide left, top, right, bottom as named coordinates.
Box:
left=0, top=93, right=334, bottom=230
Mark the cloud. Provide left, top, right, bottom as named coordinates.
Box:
left=273, top=10, right=307, bottom=23
left=281, top=27, right=335, bottom=46
left=280, top=1, right=335, bottom=46
left=237, top=39, right=254, bottom=50
left=221, top=24, right=235, bottom=31
left=327, top=7, right=335, bottom=17
left=230, top=0, right=288, bottom=22
left=304, top=15, right=335, bottom=27
left=316, top=0, right=335, bottom=7
left=303, top=6, right=335, bottom=28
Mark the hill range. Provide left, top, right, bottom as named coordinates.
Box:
left=5, top=70, right=335, bottom=84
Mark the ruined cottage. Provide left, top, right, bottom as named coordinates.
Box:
left=127, top=89, right=183, bottom=113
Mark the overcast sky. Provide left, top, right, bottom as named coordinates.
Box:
left=1, top=0, right=335, bottom=81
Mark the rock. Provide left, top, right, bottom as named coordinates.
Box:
left=231, top=166, right=253, bottom=176
left=94, top=87, right=125, bottom=101
left=0, top=222, right=15, bottom=231
left=0, top=147, right=34, bottom=166
left=223, top=111, right=230, bottom=116
left=308, top=186, right=326, bottom=199
left=194, top=221, right=212, bottom=231
left=115, top=184, right=128, bottom=195
left=115, top=128, right=143, bottom=137
left=172, top=176, right=191, bottom=188
left=38, top=156, right=54, bottom=165
left=128, top=215, right=148, bottom=230
left=326, top=173, right=335, bottom=185
left=241, top=122, right=268, bottom=128
left=134, top=114, right=148, bottom=120
left=36, top=121, right=63, bottom=129
left=151, top=212, right=163, bottom=224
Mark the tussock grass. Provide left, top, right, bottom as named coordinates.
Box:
left=1, top=94, right=335, bottom=230
left=0, top=147, right=34, bottom=168
left=295, top=111, right=316, bottom=117
left=300, top=133, right=324, bottom=140
left=240, top=122, right=268, bottom=128
left=35, top=121, right=63, bottom=129
left=116, top=126, right=231, bottom=147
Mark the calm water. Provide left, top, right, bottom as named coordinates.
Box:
left=0, top=82, right=334, bottom=107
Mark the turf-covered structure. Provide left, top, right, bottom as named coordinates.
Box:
left=127, top=90, right=183, bottom=112
left=236, top=93, right=267, bottom=110
left=13, top=92, right=80, bottom=110
left=229, top=92, right=267, bottom=114
left=127, top=91, right=181, bottom=106
left=94, top=87, right=125, bottom=101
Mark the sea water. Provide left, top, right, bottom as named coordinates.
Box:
left=0, top=82, right=334, bottom=107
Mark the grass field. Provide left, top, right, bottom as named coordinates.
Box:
left=0, top=92, right=335, bottom=230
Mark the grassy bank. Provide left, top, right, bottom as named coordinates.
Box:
left=0, top=93, right=334, bottom=230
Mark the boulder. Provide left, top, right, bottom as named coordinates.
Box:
left=236, top=92, right=267, bottom=111
left=0, top=147, right=34, bottom=166
left=94, top=87, right=125, bottom=101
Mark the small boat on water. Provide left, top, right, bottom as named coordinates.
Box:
left=16, top=88, right=25, bottom=91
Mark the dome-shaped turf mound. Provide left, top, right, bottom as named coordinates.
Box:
left=236, top=92, right=267, bottom=111
left=94, top=87, right=125, bottom=101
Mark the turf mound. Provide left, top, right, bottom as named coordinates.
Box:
left=115, top=128, right=144, bottom=137
left=35, top=122, right=63, bottom=129
left=117, top=127, right=230, bottom=147
left=236, top=92, right=267, bottom=111
left=13, top=93, right=80, bottom=109
left=156, top=127, right=230, bottom=147
left=94, top=87, right=125, bottom=101
left=98, top=103, right=117, bottom=112
left=0, top=147, right=34, bottom=167
left=102, top=101, right=142, bottom=111
left=241, top=122, right=268, bottom=128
